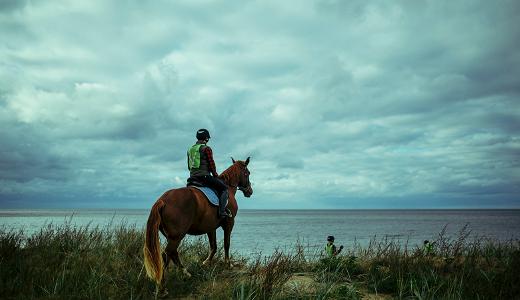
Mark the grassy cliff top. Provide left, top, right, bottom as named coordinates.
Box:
left=1, top=223, right=519, bottom=299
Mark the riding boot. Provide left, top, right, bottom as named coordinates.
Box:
left=218, top=189, right=232, bottom=218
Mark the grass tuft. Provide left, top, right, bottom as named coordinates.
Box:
left=1, top=222, right=518, bottom=299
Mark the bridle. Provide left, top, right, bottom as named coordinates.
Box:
left=232, top=167, right=251, bottom=192
left=230, top=182, right=250, bottom=192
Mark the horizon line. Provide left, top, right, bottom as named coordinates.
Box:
left=1, top=207, right=519, bottom=211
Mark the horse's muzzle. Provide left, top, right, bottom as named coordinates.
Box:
left=242, top=186, right=253, bottom=198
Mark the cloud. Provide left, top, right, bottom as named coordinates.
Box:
left=0, top=0, right=519, bottom=208
left=0, top=0, right=28, bottom=13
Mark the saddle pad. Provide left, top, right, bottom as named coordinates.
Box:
left=190, top=186, right=219, bottom=206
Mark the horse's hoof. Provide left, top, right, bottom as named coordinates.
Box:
left=157, top=288, right=168, bottom=298
left=225, top=259, right=232, bottom=268
left=183, top=268, right=192, bottom=278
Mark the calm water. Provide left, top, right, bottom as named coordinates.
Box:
left=1, top=209, right=519, bottom=256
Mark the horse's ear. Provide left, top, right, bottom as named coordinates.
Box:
left=245, top=156, right=250, bottom=166
left=231, top=157, right=236, bottom=164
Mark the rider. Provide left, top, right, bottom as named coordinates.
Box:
left=187, top=129, right=231, bottom=219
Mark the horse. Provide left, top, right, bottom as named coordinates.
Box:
left=143, top=157, right=253, bottom=296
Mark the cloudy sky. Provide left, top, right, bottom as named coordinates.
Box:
left=1, top=0, right=519, bottom=209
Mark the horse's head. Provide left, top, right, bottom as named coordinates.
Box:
left=231, top=157, right=253, bottom=198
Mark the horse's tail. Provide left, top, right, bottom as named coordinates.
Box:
left=143, top=197, right=166, bottom=285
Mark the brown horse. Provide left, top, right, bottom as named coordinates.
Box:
left=143, top=157, right=253, bottom=294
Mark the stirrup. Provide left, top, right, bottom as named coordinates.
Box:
left=220, top=208, right=233, bottom=218
left=226, top=208, right=233, bottom=218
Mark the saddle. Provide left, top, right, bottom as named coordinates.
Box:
left=186, top=177, right=206, bottom=188
left=186, top=178, right=221, bottom=207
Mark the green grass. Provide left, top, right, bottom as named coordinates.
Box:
left=1, top=222, right=519, bottom=299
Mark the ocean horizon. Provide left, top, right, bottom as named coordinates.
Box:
left=2, top=208, right=519, bottom=256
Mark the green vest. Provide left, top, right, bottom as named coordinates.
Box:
left=187, top=143, right=210, bottom=176
left=325, top=244, right=334, bottom=257
left=188, top=144, right=203, bottom=170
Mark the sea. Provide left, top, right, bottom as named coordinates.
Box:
left=1, top=209, right=519, bottom=257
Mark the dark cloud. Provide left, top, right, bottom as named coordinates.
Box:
left=435, top=180, right=520, bottom=196
left=0, top=0, right=27, bottom=13
left=277, top=157, right=305, bottom=170
left=0, top=121, right=69, bottom=183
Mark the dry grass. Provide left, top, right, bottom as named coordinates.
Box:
left=1, top=222, right=519, bottom=299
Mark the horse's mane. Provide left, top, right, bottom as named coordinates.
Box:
left=219, top=162, right=242, bottom=186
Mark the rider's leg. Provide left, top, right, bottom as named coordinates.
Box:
left=204, top=176, right=231, bottom=218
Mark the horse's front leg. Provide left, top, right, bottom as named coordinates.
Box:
left=202, top=230, right=217, bottom=266
left=223, top=221, right=235, bottom=267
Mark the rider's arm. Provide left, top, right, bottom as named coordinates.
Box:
left=204, top=147, right=219, bottom=177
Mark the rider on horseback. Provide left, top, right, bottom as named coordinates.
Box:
left=187, top=129, right=232, bottom=218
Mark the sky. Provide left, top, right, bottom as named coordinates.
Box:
left=1, top=0, right=519, bottom=209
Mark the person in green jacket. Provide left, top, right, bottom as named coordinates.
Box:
left=423, top=240, right=434, bottom=256
left=325, top=236, right=343, bottom=257
left=187, top=129, right=231, bottom=218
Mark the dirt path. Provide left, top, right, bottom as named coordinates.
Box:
left=284, top=273, right=393, bottom=299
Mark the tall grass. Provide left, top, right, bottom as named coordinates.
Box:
left=1, top=222, right=518, bottom=299
left=0, top=221, right=153, bottom=299
left=349, top=225, right=520, bottom=299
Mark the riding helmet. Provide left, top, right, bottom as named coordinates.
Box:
left=196, top=129, right=211, bottom=140
left=327, top=235, right=335, bottom=242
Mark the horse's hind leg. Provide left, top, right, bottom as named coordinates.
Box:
left=166, top=237, right=192, bottom=278
left=203, top=230, right=217, bottom=266
left=154, top=243, right=172, bottom=298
